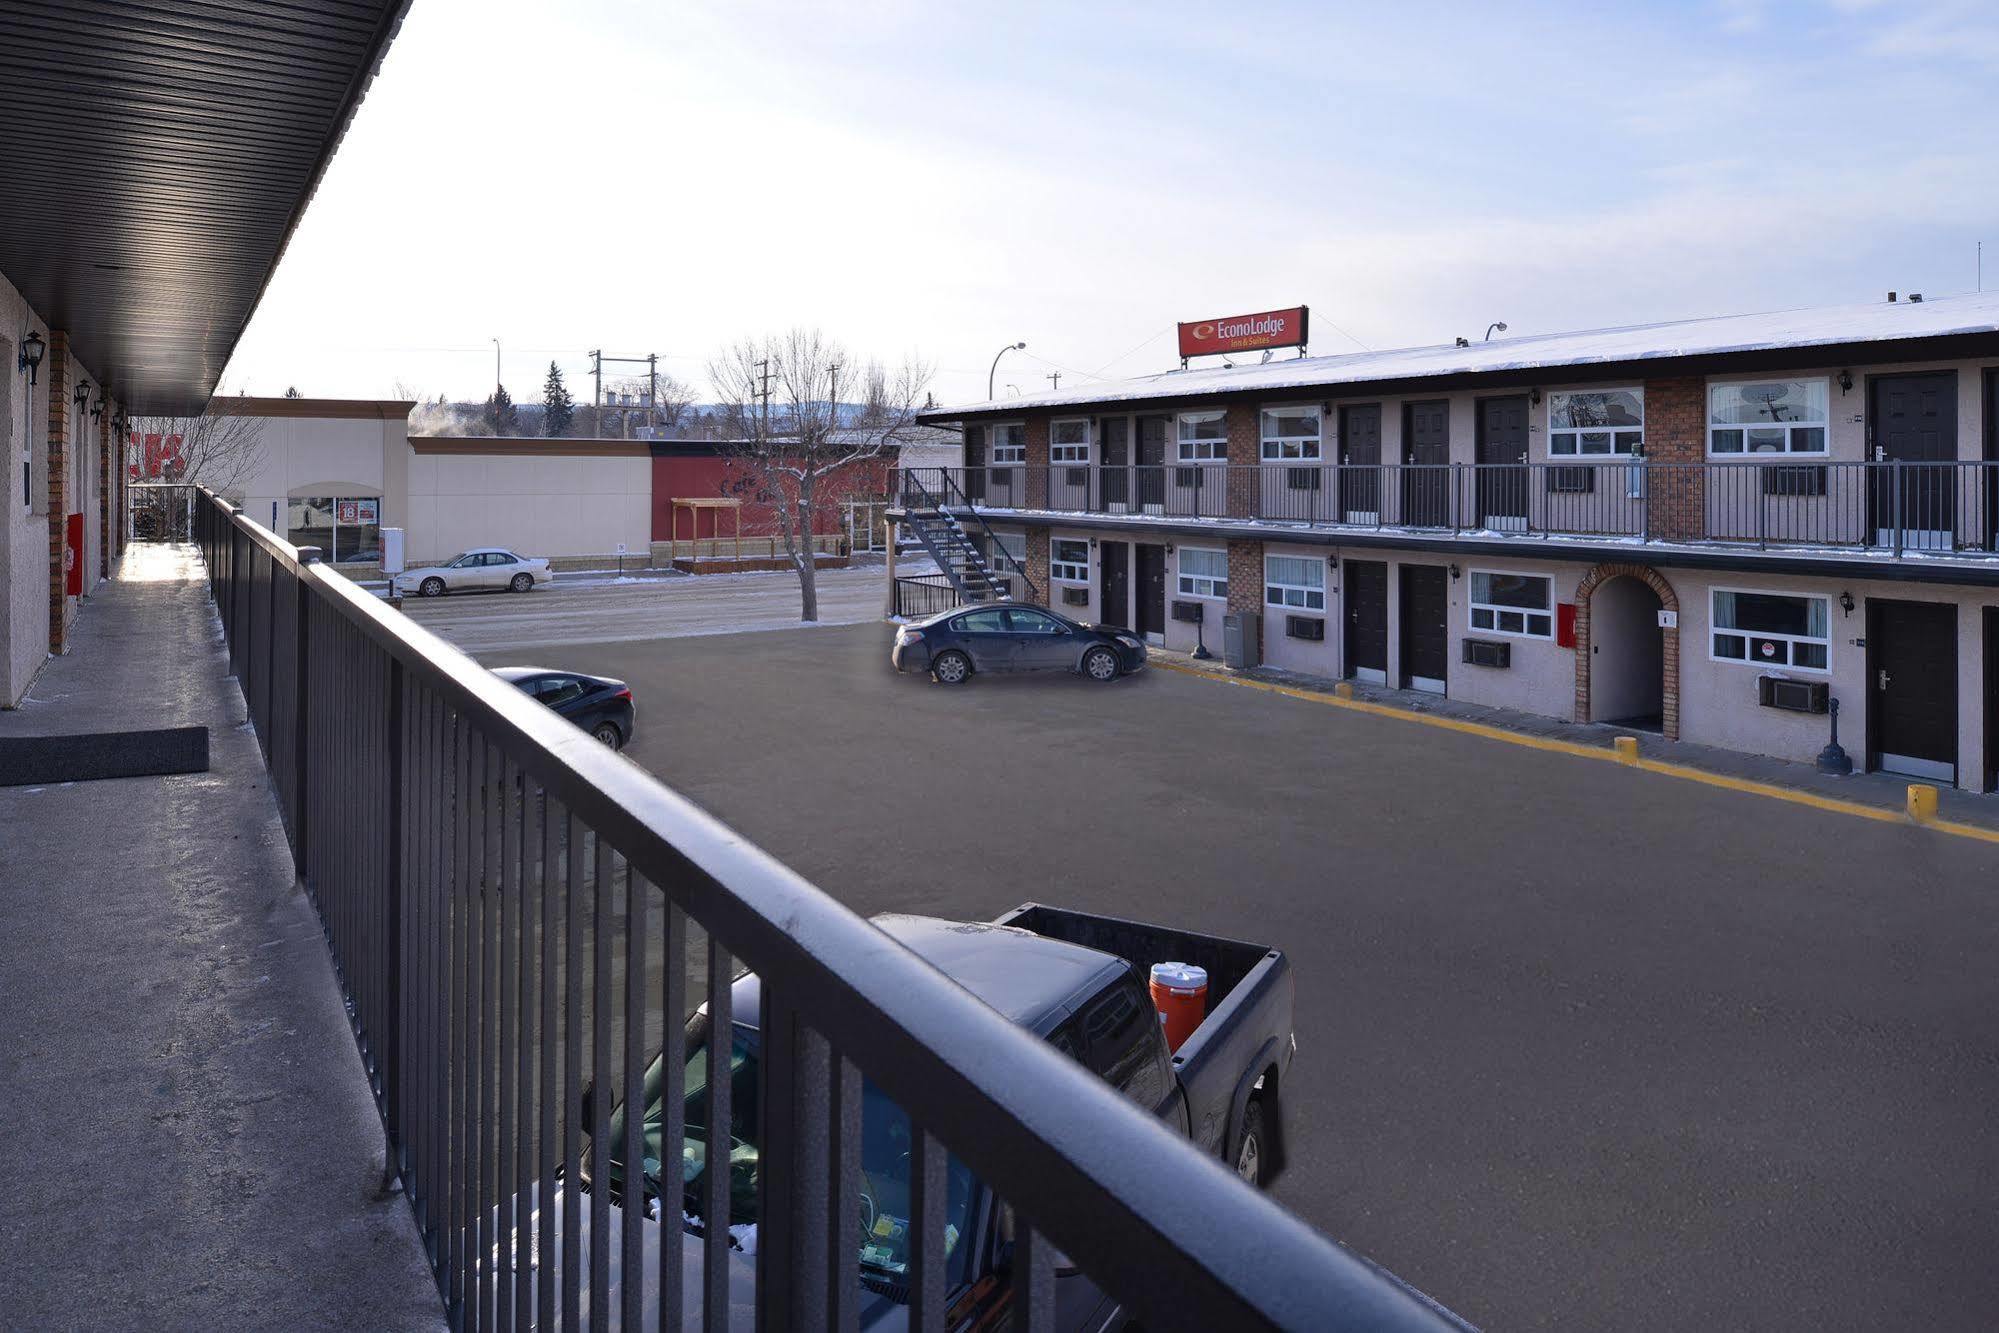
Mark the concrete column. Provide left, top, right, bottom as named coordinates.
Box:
left=882, top=518, right=898, bottom=617
left=45, top=331, right=69, bottom=654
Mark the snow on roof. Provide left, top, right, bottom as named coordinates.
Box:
left=935, top=290, right=1999, bottom=418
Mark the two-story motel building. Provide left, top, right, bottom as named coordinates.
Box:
left=906, top=291, right=1999, bottom=792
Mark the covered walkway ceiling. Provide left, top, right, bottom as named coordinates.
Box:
left=0, top=1, right=410, bottom=415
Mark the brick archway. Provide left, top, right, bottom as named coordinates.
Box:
left=1573, top=562, right=1681, bottom=739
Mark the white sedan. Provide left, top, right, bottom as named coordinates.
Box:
left=393, top=547, right=552, bottom=597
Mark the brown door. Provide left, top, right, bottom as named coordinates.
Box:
left=1339, top=404, right=1381, bottom=522
left=1135, top=543, right=1167, bottom=637
left=1402, top=400, right=1450, bottom=526
left=1870, top=372, right=1958, bottom=545
left=1098, top=541, right=1129, bottom=629
left=1398, top=564, right=1448, bottom=693
left=1477, top=396, right=1530, bottom=527
left=1344, top=559, right=1388, bottom=683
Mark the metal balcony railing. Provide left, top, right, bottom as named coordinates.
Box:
left=899, top=461, right=1999, bottom=558
left=188, top=487, right=1460, bottom=1331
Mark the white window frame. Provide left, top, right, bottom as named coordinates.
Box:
left=1547, top=387, right=1644, bottom=457
left=1263, top=553, right=1325, bottom=610
left=1176, top=410, right=1226, bottom=461
left=1260, top=404, right=1322, bottom=462
left=1708, top=586, right=1831, bottom=674
left=1706, top=378, right=1831, bottom=457
left=1050, top=417, right=1091, bottom=464
left=1467, top=569, right=1554, bottom=640
left=988, top=421, right=1026, bottom=465
left=1177, top=546, right=1228, bottom=600
left=1050, top=537, right=1090, bottom=584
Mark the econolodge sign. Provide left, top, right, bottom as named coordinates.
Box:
left=1178, top=305, right=1309, bottom=360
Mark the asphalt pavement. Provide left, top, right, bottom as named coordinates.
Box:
left=462, top=617, right=1999, bottom=1332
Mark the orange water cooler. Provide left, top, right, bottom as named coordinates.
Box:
left=1149, top=961, right=1209, bottom=1053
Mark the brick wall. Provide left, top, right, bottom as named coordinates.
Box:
left=98, top=408, right=110, bottom=579
left=1024, top=527, right=1049, bottom=598
left=1225, top=404, right=1259, bottom=518
left=1643, top=377, right=1705, bottom=540
left=1226, top=538, right=1263, bottom=663
left=45, top=332, right=69, bottom=653
left=1025, top=415, right=1049, bottom=507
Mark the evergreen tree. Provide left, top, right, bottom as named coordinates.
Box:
left=541, top=361, right=575, bottom=437
left=485, top=384, right=520, bottom=435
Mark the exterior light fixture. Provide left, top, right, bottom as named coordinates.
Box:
left=987, top=341, right=1027, bottom=399
left=91, top=396, right=105, bottom=420
left=1449, top=564, right=1461, bottom=580
left=1838, top=370, right=1854, bottom=394
left=1164, top=542, right=1175, bottom=554
left=1529, top=387, right=1542, bottom=406
left=74, top=380, right=92, bottom=408
left=1839, top=590, right=1855, bottom=617
left=18, top=330, right=46, bottom=385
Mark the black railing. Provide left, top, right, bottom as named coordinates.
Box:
left=190, top=488, right=1455, bottom=1331
left=892, top=573, right=963, bottom=619
left=901, top=468, right=1041, bottom=601
left=897, top=461, right=1999, bottom=557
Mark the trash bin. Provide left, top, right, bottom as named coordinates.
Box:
left=1223, top=611, right=1260, bottom=670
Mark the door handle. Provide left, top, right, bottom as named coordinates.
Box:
left=1878, top=669, right=1890, bottom=690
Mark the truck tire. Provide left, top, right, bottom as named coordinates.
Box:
left=1234, top=1097, right=1268, bottom=1188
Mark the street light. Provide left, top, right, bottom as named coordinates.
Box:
left=491, top=337, right=502, bottom=395
left=988, top=341, right=1026, bottom=399
left=1484, top=322, right=1509, bottom=341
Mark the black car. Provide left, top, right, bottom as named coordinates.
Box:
left=495, top=666, right=636, bottom=749
left=891, top=603, right=1146, bottom=684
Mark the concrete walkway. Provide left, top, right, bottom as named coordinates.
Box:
left=0, top=545, right=442, bottom=1328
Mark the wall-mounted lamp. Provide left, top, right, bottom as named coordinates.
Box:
left=1529, top=387, right=1542, bottom=406
left=1838, top=370, right=1854, bottom=394
left=1088, top=536, right=1098, bottom=548
left=1322, top=401, right=1333, bottom=417
left=73, top=380, right=92, bottom=409
left=112, top=412, right=130, bottom=439
left=1449, top=564, right=1461, bottom=580
left=1839, top=590, right=1855, bottom=617
left=18, top=330, right=46, bottom=385
left=90, top=396, right=105, bottom=421
left=1164, top=542, right=1175, bottom=554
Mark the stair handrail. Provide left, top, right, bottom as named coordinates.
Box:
left=937, top=467, right=1041, bottom=602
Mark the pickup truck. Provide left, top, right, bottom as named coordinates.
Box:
left=542, top=903, right=1298, bottom=1329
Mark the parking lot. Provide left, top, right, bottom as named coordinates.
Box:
left=446, top=591, right=1999, bottom=1331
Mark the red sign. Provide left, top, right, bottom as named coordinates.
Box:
left=1178, top=305, right=1309, bottom=360
left=336, top=498, right=378, bottom=526
left=65, top=513, right=84, bottom=596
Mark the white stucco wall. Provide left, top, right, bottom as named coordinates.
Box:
left=232, top=406, right=408, bottom=536
left=406, top=451, right=652, bottom=563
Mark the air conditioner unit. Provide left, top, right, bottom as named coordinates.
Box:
left=1061, top=586, right=1089, bottom=607
left=1462, top=638, right=1511, bottom=668
left=1286, top=614, right=1325, bottom=641
left=1172, top=599, right=1205, bottom=623
left=1758, top=675, right=1828, bottom=713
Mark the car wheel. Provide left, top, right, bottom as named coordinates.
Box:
left=592, top=722, right=623, bottom=750
left=1082, top=645, right=1121, bottom=682
left=510, top=572, right=534, bottom=593
left=420, top=577, right=446, bottom=598
left=1235, top=1097, right=1268, bottom=1187
left=931, top=650, right=972, bottom=685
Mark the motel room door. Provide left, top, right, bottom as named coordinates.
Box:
left=1868, top=597, right=1957, bottom=783
left=1869, top=371, right=1957, bottom=549
left=1098, top=541, right=1130, bottom=629
left=1339, top=404, right=1382, bottom=524
left=1399, top=564, right=1449, bottom=694
left=1344, top=559, right=1389, bottom=683
left=1135, top=543, right=1168, bottom=640
left=1477, top=396, right=1530, bottom=530
left=1401, top=399, right=1451, bottom=527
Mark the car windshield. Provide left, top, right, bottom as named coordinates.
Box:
left=606, top=1012, right=981, bottom=1292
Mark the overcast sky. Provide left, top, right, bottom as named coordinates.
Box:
left=219, top=0, right=1999, bottom=409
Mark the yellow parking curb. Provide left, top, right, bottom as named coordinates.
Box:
left=1151, top=660, right=1999, bottom=847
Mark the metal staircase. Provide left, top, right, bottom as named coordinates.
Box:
left=898, top=470, right=1040, bottom=604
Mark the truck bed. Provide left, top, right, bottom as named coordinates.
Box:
left=991, top=903, right=1295, bottom=1167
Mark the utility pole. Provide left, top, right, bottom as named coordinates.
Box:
left=648, top=352, right=659, bottom=434
left=828, top=363, right=840, bottom=433
left=756, top=359, right=772, bottom=438
left=589, top=349, right=602, bottom=432
left=1046, top=371, right=1061, bottom=391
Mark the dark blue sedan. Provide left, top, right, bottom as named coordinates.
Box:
left=891, top=603, right=1146, bottom=685
left=495, top=666, right=636, bottom=749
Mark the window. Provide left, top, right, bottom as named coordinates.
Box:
left=1548, top=388, right=1643, bottom=456
left=1051, top=538, right=1090, bottom=583
left=1051, top=418, right=1090, bottom=463
left=953, top=608, right=1009, bottom=633
left=1264, top=554, right=1325, bottom=610
left=1081, top=980, right=1168, bottom=1106
left=1006, top=608, right=1064, bottom=634
left=287, top=493, right=381, bottom=562
left=989, top=422, right=1026, bottom=464
left=536, top=676, right=587, bottom=706
left=1261, top=405, right=1321, bottom=461
left=986, top=530, right=1024, bottom=573
left=1711, top=589, right=1829, bottom=672
left=1469, top=571, right=1552, bottom=638
left=1177, top=547, right=1227, bottom=599
left=1709, top=380, right=1829, bottom=455
left=1177, top=410, right=1226, bottom=461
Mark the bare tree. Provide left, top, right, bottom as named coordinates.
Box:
left=707, top=329, right=929, bottom=621
left=127, top=403, right=267, bottom=537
